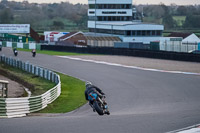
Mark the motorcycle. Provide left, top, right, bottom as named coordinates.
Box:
left=32, top=51, right=36, bottom=57
left=32, top=49, right=36, bottom=57
left=88, top=90, right=110, bottom=115
left=13, top=49, right=18, bottom=56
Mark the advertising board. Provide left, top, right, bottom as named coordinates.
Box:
left=0, top=24, right=30, bottom=33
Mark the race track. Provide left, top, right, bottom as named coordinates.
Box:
left=1, top=48, right=200, bottom=133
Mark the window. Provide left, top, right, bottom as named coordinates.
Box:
left=112, top=16, right=116, bottom=21
left=152, top=31, right=156, bottom=36
left=142, top=31, right=146, bottom=36
left=98, top=4, right=103, bottom=9
left=147, top=31, right=150, bottom=36
left=88, top=16, right=97, bottom=21
left=103, top=16, right=107, bottom=21
left=116, top=4, right=120, bottom=9
left=117, top=16, right=120, bottom=21
left=126, top=4, right=131, bottom=9
left=89, top=4, right=95, bottom=9
left=126, top=31, right=131, bottom=36
left=132, top=31, right=136, bottom=36
left=156, top=31, right=161, bottom=36
left=98, top=17, right=102, bottom=21
left=114, top=30, right=124, bottom=35
left=89, top=28, right=95, bottom=32
left=103, top=4, right=107, bottom=9
left=137, top=31, right=141, bottom=36
left=89, top=11, right=95, bottom=14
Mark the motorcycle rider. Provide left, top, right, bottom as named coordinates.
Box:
left=32, top=49, right=36, bottom=57
left=85, top=82, right=110, bottom=114
left=13, top=47, right=18, bottom=56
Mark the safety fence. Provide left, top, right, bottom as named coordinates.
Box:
left=0, top=55, right=61, bottom=118
left=0, top=41, right=41, bottom=50
left=41, top=45, right=200, bottom=62
left=160, top=41, right=200, bottom=53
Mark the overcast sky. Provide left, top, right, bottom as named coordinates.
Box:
left=8, top=0, right=200, bottom=5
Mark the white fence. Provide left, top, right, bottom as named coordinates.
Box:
left=160, top=41, right=199, bottom=53
left=0, top=55, right=61, bottom=118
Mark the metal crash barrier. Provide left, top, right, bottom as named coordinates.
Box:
left=0, top=55, right=61, bottom=118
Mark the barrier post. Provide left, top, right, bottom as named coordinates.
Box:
left=0, top=80, right=9, bottom=98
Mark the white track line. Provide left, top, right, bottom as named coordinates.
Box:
left=58, top=56, right=200, bottom=76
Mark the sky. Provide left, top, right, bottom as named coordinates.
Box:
left=7, top=0, right=200, bottom=5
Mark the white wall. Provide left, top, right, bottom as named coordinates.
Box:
left=121, top=36, right=161, bottom=44
left=7, top=42, right=12, bottom=47
left=88, top=21, right=96, bottom=28
left=29, top=43, right=36, bottom=49
left=121, top=24, right=164, bottom=31
left=88, top=22, right=164, bottom=31
left=17, top=43, right=23, bottom=48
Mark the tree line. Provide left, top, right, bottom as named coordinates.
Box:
left=139, top=4, right=200, bottom=29
left=0, top=1, right=200, bottom=31
left=0, top=1, right=88, bottom=31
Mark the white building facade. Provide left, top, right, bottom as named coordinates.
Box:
left=88, top=0, right=164, bottom=44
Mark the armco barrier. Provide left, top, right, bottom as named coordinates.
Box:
left=0, top=55, right=61, bottom=118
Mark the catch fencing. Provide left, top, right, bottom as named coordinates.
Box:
left=0, top=55, right=61, bottom=118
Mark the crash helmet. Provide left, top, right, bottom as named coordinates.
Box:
left=85, top=81, right=92, bottom=88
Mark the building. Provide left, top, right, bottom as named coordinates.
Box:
left=88, top=0, right=164, bottom=44
left=86, top=36, right=121, bottom=47
left=57, top=31, right=87, bottom=47
left=44, top=31, right=69, bottom=45
left=168, top=32, right=200, bottom=44
left=159, top=33, right=200, bottom=53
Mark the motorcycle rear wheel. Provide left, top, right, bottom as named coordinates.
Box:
left=93, top=101, right=104, bottom=115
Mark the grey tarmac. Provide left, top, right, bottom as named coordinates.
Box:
left=0, top=47, right=200, bottom=133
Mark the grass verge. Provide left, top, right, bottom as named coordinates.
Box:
left=0, top=63, right=87, bottom=113
left=0, top=63, right=55, bottom=96
left=18, top=48, right=91, bottom=56
left=39, top=73, right=87, bottom=113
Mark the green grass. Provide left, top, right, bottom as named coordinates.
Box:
left=18, top=48, right=91, bottom=56
left=0, top=63, right=87, bottom=113
left=163, top=32, right=171, bottom=37
left=38, top=73, right=87, bottom=113
left=173, top=16, right=186, bottom=27
left=0, top=64, right=56, bottom=96
left=143, top=17, right=162, bottom=24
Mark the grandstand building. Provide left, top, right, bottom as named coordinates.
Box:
left=88, top=0, right=164, bottom=44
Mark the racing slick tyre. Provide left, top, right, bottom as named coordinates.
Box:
left=93, top=101, right=104, bottom=115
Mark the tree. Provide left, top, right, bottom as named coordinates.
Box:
left=160, top=4, right=176, bottom=29
left=52, top=21, right=64, bottom=29
left=177, top=6, right=187, bottom=16
left=0, top=7, right=13, bottom=24
left=184, top=15, right=200, bottom=28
